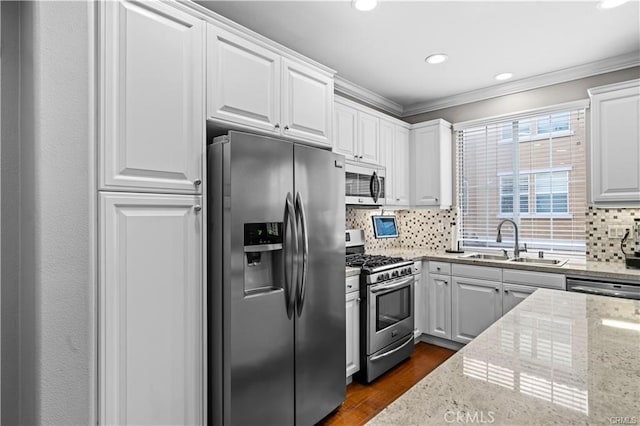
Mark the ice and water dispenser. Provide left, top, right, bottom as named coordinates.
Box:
left=243, top=222, right=284, bottom=296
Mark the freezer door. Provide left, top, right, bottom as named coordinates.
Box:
left=213, top=131, right=296, bottom=425
left=294, top=144, right=346, bottom=425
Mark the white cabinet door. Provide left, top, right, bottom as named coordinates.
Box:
left=282, top=58, right=333, bottom=147
left=345, top=290, right=360, bottom=378
left=380, top=120, right=396, bottom=204
left=426, top=273, right=452, bottom=340
left=589, top=79, right=640, bottom=204
left=413, top=273, right=423, bottom=337
left=410, top=120, right=452, bottom=208
left=207, top=24, right=281, bottom=134
left=334, top=101, right=358, bottom=159
left=451, top=276, right=501, bottom=344
left=358, top=111, right=380, bottom=164
left=102, top=0, right=204, bottom=193
left=100, top=192, right=203, bottom=425
left=502, top=283, right=537, bottom=315
left=393, top=126, right=411, bottom=206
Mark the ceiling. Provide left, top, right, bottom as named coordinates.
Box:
left=196, top=1, right=640, bottom=115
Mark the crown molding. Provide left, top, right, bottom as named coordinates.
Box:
left=402, top=52, right=640, bottom=117
left=334, top=75, right=404, bottom=116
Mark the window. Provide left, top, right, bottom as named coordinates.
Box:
left=500, top=175, right=529, bottom=214
left=535, top=171, right=569, bottom=214
left=455, top=107, right=586, bottom=253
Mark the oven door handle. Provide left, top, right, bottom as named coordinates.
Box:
left=371, top=277, right=413, bottom=294
left=570, top=286, right=640, bottom=300
left=370, top=335, right=414, bottom=362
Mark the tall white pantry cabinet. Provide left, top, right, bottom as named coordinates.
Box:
left=98, top=1, right=206, bottom=424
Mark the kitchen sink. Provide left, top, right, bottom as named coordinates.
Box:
left=461, top=253, right=509, bottom=261
left=509, top=257, right=568, bottom=267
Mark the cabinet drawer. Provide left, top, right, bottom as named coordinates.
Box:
left=452, top=263, right=501, bottom=281
left=502, top=268, right=565, bottom=290
left=346, top=275, right=360, bottom=294
left=429, top=261, right=451, bottom=275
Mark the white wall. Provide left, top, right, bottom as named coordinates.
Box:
left=15, top=1, right=94, bottom=424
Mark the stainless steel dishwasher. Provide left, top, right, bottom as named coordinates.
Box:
left=566, top=276, right=640, bottom=300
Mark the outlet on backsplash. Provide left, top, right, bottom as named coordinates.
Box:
left=607, top=225, right=630, bottom=239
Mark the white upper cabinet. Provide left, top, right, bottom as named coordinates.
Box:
left=333, top=96, right=383, bottom=165
left=207, top=25, right=281, bottom=135
left=358, top=111, right=380, bottom=164
left=207, top=23, right=334, bottom=147
left=410, top=119, right=453, bottom=209
left=393, top=126, right=411, bottom=206
left=281, top=58, right=333, bottom=146
left=381, top=120, right=410, bottom=206
left=334, top=101, right=359, bottom=157
left=380, top=120, right=396, bottom=203
left=101, top=0, right=204, bottom=194
left=589, top=79, right=640, bottom=205
left=100, top=192, right=203, bottom=425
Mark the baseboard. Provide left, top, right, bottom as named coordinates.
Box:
left=416, top=334, right=465, bottom=351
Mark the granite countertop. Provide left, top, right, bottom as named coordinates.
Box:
left=369, top=289, right=640, bottom=425
left=367, top=248, right=640, bottom=282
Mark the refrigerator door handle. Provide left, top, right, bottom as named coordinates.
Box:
left=295, top=192, right=309, bottom=317
left=283, top=193, right=298, bottom=319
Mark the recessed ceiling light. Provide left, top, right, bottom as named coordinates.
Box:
left=352, top=0, right=377, bottom=11
left=495, top=72, right=513, bottom=81
left=597, top=0, right=629, bottom=9
left=425, top=54, right=448, bottom=64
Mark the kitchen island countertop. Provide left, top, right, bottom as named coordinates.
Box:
left=368, top=288, right=640, bottom=425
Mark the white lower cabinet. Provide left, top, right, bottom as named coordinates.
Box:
left=451, top=276, right=502, bottom=344
left=99, top=192, right=203, bottom=425
left=426, top=273, right=452, bottom=340
left=345, top=276, right=360, bottom=378
left=502, top=283, right=538, bottom=315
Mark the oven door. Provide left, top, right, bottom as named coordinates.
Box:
left=367, top=276, right=414, bottom=355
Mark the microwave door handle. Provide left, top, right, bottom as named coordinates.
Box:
left=295, top=192, right=309, bottom=317
left=370, top=172, right=379, bottom=203
left=375, top=172, right=381, bottom=200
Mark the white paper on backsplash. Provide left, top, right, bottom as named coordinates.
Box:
left=586, top=206, right=640, bottom=263
left=346, top=207, right=457, bottom=252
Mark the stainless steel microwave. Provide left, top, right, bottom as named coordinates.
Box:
left=345, top=161, right=386, bottom=206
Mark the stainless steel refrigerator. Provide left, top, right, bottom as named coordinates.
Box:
left=208, top=131, right=346, bottom=425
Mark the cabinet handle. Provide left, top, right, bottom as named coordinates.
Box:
left=504, top=289, right=509, bottom=294
left=436, top=267, right=441, bottom=271
left=435, top=197, right=439, bottom=202
left=356, top=298, right=361, bottom=303
left=444, top=281, right=448, bottom=285
left=396, top=198, right=400, bottom=201
left=347, top=284, right=353, bottom=289
left=494, top=288, right=499, bottom=293
left=194, top=205, right=202, bottom=212
left=274, top=123, right=280, bottom=129
left=284, top=125, right=289, bottom=131
left=194, top=179, right=202, bottom=186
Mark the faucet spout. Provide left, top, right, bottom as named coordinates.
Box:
left=496, top=219, right=525, bottom=258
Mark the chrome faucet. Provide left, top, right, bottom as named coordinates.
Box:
left=496, top=219, right=527, bottom=259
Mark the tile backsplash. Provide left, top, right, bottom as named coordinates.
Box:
left=586, top=206, right=640, bottom=263
left=346, top=208, right=456, bottom=251
left=347, top=206, right=640, bottom=264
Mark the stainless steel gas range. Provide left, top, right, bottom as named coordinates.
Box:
left=346, top=230, right=414, bottom=383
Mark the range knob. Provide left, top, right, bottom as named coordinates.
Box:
left=406, top=268, right=412, bottom=274
left=392, top=271, right=399, bottom=277
left=377, top=275, right=384, bottom=282
left=385, top=273, right=390, bottom=280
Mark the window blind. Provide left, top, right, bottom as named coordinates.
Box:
left=456, top=108, right=586, bottom=253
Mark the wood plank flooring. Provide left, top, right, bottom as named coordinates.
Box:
left=319, top=342, right=456, bottom=426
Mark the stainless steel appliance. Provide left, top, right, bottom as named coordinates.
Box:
left=567, top=276, right=640, bottom=300
left=345, top=162, right=385, bottom=206
left=345, top=230, right=414, bottom=383
left=209, top=131, right=346, bottom=425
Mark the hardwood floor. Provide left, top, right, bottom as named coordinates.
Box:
left=319, top=342, right=456, bottom=426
